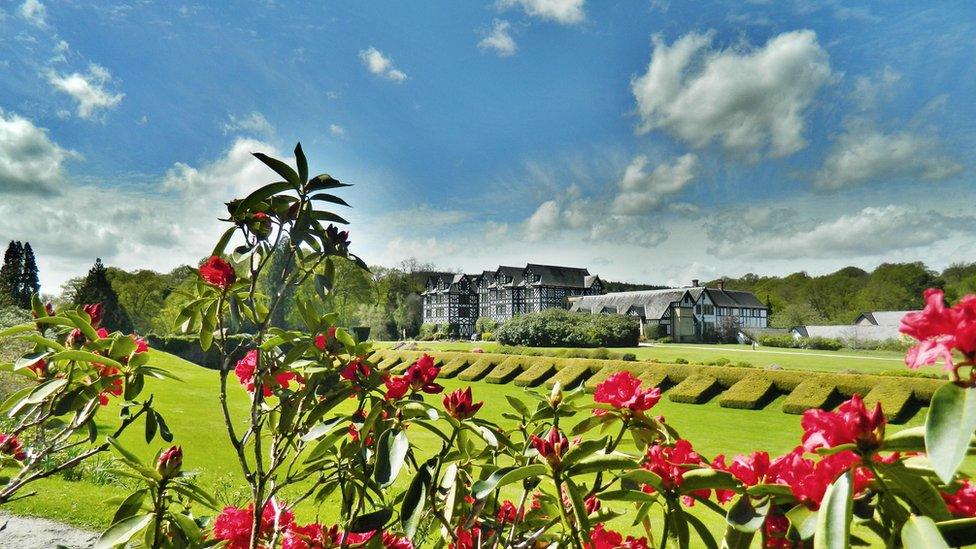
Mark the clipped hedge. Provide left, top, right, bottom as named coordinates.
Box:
left=483, top=357, right=526, bottom=384
left=513, top=361, right=557, bottom=387
left=440, top=356, right=471, bottom=378
left=719, top=375, right=778, bottom=410
left=495, top=308, right=639, bottom=348
left=458, top=356, right=498, bottom=382
left=545, top=363, right=593, bottom=390
left=863, top=383, right=916, bottom=424
left=782, top=379, right=839, bottom=415
left=668, top=374, right=722, bottom=404
left=638, top=370, right=670, bottom=390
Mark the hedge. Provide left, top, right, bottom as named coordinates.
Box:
left=440, top=356, right=472, bottom=378
left=513, top=361, right=557, bottom=387
left=457, top=356, right=498, bottom=382
left=495, top=308, right=639, bottom=348
left=863, top=383, right=916, bottom=424
left=483, top=357, right=526, bottom=384
left=719, top=375, right=778, bottom=410
left=668, top=374, right=722, bottom=404
left=584, top=364, right=638, bottom=392
left=638, top=371, right=670, bottom=391
left=545, top=363, right=593, bottom=390
left=782, top=379, right=839, bottom=415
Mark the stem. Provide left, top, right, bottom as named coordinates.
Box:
left=151, top=481, right=168, bottom=549
left=553, top=472, right=585, bottom=549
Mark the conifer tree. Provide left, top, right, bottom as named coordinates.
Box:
left=18, top=243, right=40, bottom=308
left=0, top=241, right=23, bottom=308
left=74, top=258, right=133, bottom=332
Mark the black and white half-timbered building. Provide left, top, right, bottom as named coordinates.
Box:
left=421, top=264, right=604, bottom=335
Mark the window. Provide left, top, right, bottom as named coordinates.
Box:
left=760, top=309, right=767, bottom=317
left=702, top=304, right=714, bottom=315
left=695, top=304, right=701, bottom=314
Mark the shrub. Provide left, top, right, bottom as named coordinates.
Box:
left=483, top=356, right=525, bottom=384
left=719, top=375, right=778, bottom=410
left=495, top=308, right=639, bottom=348
left=657, top=336, right=673, bottom=344
left=481, top=331, right=494, bottom=341
left=589, top=347, right=611, bottom=360
left=782, top=379, right=839, bottom=414
left=545, top=363, right=592, bottom=390
left=622, top=353, right=637, bottom=362
left=475, top=316, right=498, bottom=334
left=420, top=323, right=437, bottom=340
left=675, top=357, right=688, bottom=364
left=440, top=356, right=471, bottom=378
left=804, top=336, right=843, bottom=351
left=735, top=361, right=754, bottom=368
left=513, top=360, right=557, bottom=387
left=457, top=355, right=498, bottom=381
left=714, top=357, right=730, bottom=366
left=668, top=374, right=722, bottom=404
left=759, top=334, right=797, bottom=348
left=863, top=383, right=916, bottom=424
left=638, top=370, right=670, bottom=390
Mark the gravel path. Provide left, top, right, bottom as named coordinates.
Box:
left=0, top=512, right=97, bottom=548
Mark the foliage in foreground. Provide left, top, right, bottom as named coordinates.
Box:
left=1, top=145, right=976, bottom=549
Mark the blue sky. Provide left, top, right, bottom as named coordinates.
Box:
left=1, top=0, right=974, bottom=291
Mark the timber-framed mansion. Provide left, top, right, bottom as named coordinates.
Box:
left=421, top=264, right=603, bottom=337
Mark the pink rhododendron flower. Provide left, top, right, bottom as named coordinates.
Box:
left=234, top=349, right=299, bottom=397
left=132, top=334, right=149, bottom=354
left=585, top=523, right=650, bottom=549
left=443, top=387, right=484, bottom=420
left=801, top=394, right=885, bottom=452
left=156, top=445, right=182, bottom=478
left=213, top=501, right=294, bottom=549
left=199, top=256, right=236, bottom=289
left=496, top=500, right=524, bottom=523
left=594, top=371, right=661, bottom=413
left=0, top=433, right=27, bottom=461
left=900, top=288, right=976, bottom=371
left=643, top=439, right=707, bottom=504
left=96, top=364, right=123, bottom=406
left=764, top=448, right=864, bottom=509
left=315, top=326, right=338, bottom=351
left=531, top=426, right=571, bottom=466
left=712, top=451, right=771, bottom=504
left=83, top=303, right=103, bottom=327
left=384, top=355, right=442, bottom=400
left=942, top=480, right=976, bottom=517
left=380, top=532, right=414, bottom=549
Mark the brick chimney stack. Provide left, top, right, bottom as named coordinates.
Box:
left=718, top=279, right=726, bottom=291
left=692, top=279, right=699, bottom=288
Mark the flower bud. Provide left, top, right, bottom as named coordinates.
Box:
left=156, top=446, right=183, bottom=479
left=548, top=382, right=563, bottom=407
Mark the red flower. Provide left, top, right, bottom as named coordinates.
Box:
left=28, top=358, right=47, bottom=378
left=214, top=501, right=294, bottom=549
left=448, top=526, right=484, bottom=549
left=765, top=448, right=862, bottom=509
left=712, top=451, right=770, bottom=504
left=234, top=349, right=298, bottom=397
left=132, top=334, right=149, bottom=354
left=340, top=359, right=370, bottom=381
left=497, top=500, right=524, bottom=524
left=315, top=326, right=337, bottom=351
left=282, top=523, right=375, bottom=549
left=83, top=303, right=103, bottom=327
left=199, top=256, right=237, bottom=290
left=156, top=445, right=182, bottom=478
left=643, top=439, right=705, bottom=499
left=584, top=524, right=649, bottom=549
left=0, top=433, right=27, bottom=461
left=403, top=354, right=442, bottom=394
left=531, top=426, right=570, bottom=466
left=97, top=364, right=123, bottom=406
left=384, top=374, right=411, bottom=401
left=594, top=371, right=661, bottom=413
left=801, top=394, right=885, bottom=453
left=942, top=480, right=976, bottom=517
left=443, top=387, right=484, bottom=420
left=381, top=532, right=414, bottom=549
left=763, top=512, right=793, bottom=549
left=900, top=288, right=976, bottom=371
left=585, top=494, right=602, bottom=515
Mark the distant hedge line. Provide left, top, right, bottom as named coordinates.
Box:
left=495, top=309, right=639, bottom=348
left=370, top=348, right=944, bottom=423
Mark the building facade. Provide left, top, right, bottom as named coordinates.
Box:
left=422, top=264, right=603, bottom=335
left=569, top=280, right=769, bottom=342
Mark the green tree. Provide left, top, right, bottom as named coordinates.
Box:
left=258, top=239, right=296, bottom=329
left=393, top=293, right=423, bottom=338
left=769, top=301, right=825, bottom=328
left=17, top=243, right=40, bottom=309
left=0, top=241, right=23, bottom=308
left=107, top=266, right=191, bottom=334
left=74, top=258, right=133, bottom=333
left=356, top=303, right=393, bottom=340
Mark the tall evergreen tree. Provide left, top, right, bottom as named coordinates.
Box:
left=0, top=241, right=24, bottom=308
left=74, top=258, right=133, bottom=333
left=18, top=243, right=40, bottom=308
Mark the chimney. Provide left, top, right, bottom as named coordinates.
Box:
left=692, top=279, right=699, bottom=288
left=718, top=279, right=726, bottom=291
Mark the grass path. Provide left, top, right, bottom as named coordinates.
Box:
left=640, top=342, right=905, bottom=363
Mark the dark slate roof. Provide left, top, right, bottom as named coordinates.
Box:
left=855, top=311, right=915, bottom=326
left=569, top=289, right=689, bottom=320
left=494, top=265, right=525, bottom=287
left=704, top=288, right=766, bottom=308
left=523, top=264, right=591, bottom=288
left=584, top=275, right=601, bottom=288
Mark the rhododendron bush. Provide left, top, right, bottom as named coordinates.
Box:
left=3, top=144, right=976, bottom=548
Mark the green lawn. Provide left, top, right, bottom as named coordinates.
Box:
left=1, top=350, right=927, bottom=547
left=391, top=341, right=911, bottom=376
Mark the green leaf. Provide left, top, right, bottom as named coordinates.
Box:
left=786, top=504, right=818, bottom=540
left=877, top=462, right=952, bottom=521
left=95, top=513, right=154, bottom=549
left=24, top=378, right=68, bottom=404
left=563, top=477, right=590, bottom=532
left=726, top=495, right=768, bottom=533
left=401, top=461, right=432, bottom=538
left=686, top=511, right=718, bottom=549
left=902, top=515, right=951, bottom=549
left=112, top=489, right=147, bottom=524
left=471, top=464, right=547, bottom=500
left=252, top=153, right=300, bottom=187
left=936, top=517, right=976, bottom=547
left=374, top=429, right=409, bottom=488
left=349, top=508, right=392, bottom=534
left=307, top=173, right=350, bottom=192
left=882, top=426, right=926, bottom=452
left=566, top=454, right=638, bottom=476
left=211, top=226, right=236, bottom=257
left=814, top=470, right=852, bottom=549
left=926, top=383, right=976, bottom=483
left=51, top=350, right=123, bottom=370
left=15, top=350, right=51, bottom=371
left=235, top=181, right=294, bottom=216
left=678, top=468, right=739, bottom=493
left=295, top=142, right=308, bottom=184
left=310, top=193, right=350, bottom=207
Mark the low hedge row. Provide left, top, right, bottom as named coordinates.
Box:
left=719, top=375, right=778, bottom=410
left=864, top=383, right=916, bottom=423
left=440, top=356, right=471, bottom=378
left=781, top=379, right=839, bottom=415
left=513, top=361, right=556, bottom=387
left=545, top=363, right=592, bottom=390
left=483, top=357, right=526, bottom=384
left=457, top=356, right=498, bottom=382
left=668, top=374, right=722, bottom=404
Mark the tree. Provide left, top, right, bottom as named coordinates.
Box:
left=769, top=301, right=825, bottom=328
left=18, top=243, right=39, bottom=309
left=74, top=258, right=133, bottom=333
left=258, top=239, right=296, bottom=330
left=107, top=267, right=191, bottom=334
left=393, top=293, right=423, bottom=338
left=0, top=241, right=23, bottom=308
left=356, top=303, right=393, bottom=340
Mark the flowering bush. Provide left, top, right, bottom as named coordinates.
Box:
left=4, top=143, right=976, bottom=549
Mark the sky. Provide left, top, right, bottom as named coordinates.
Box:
left=1, top=0, right=975, bottom=292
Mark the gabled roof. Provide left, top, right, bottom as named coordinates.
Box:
left=494, top=265, right=524, bottom=287
left=584, top=275, right=601, bottom=288
left=704, top=288, right=766, bottom=308
left=523, top=263, right=591, bottom=288
left=792, top=324, right=904, bottom=342
left=855, top=311, right=915, bottom=326
left=569, top=289, right=689, bottom=320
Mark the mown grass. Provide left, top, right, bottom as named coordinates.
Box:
left=0, top=350, right=932, bottom=548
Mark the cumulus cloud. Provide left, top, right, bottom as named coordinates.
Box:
left=0, top=110, right=81, bottom=194
left=359, top=47, right=407, bottom=83
left=525, top=200, right=561, bottom=240
left=498, top=0, right=585, bottom=24
left=48, top=64, right=124, bottom=119
left=20, top=0, right=46, bottom=27
left=612, top=154, right=698, bottom=215
left=479, top=19, right=517, bottom=57
left=631, top=30, right=833, bottom=159
left=707, top=205, right=976, bottom=260
left=813, top=129, right=962, bottom=190
left=222, top=111, right=275, bottom=138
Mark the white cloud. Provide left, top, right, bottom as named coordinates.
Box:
left=813, top=129, right=962, bottom=190
left=359, top=47, right=407, bottom=83
left=612, top=153, right=698, bottom=214
left=479, top=19, right=517, bottom=57
left=222, top=112, right=275, bottom=138
left=330, top=124, right=346, bottom=137
left=485, top=221, right=509, bottom=241
left=0, top=110, right=81, bottom=193
left=708, top=205, right=975, bottom=260
left=20, top=0, right=46, bottom=27
left=631, top=30, right=833, bottom=159
left=499, top=0, right=585, bottom=24
left=525, top=200, right=561, bottom=240
left=48, top=64, right=125, bottom=119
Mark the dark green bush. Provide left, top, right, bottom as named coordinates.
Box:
left=622, top=353, right=637, bottom=362
left=495, top=309, right=639, bottom=348
left=719, top=375, right=778, bottom=410
left=668, top=374, right=721, bottom=404
left=674, top=357, right=688, bottom=364
left=804, top=336, right=844, bottom=351
left=714, top=357, right=731, bottom=366
left=782, top=380, right=839, bottom=414
left=484, top=357, right=525, bottom=384
left=759, top=334, right=797, bottom=348
left=513, top=361, right=556, bottom=387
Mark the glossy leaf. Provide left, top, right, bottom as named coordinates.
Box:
left=814, top=470, right=852, bottom=549
left=902, top=516, right=951, bottom=549
left=401, top=461, right=432, bottom=538
left=374, top=429, right=409, bottom=488
left=95, top=513, right=154, bottom=549
left=926, top=383, right=976, bottom=483
left=566, top=454, right=638, bottom=476
left=253, top=153, right=300, bottom=187
left=471, top=464, right=547, bottom=500
left=349, top=508, right=393, bottom=534
left=726, top=495, right=768, bottom=533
